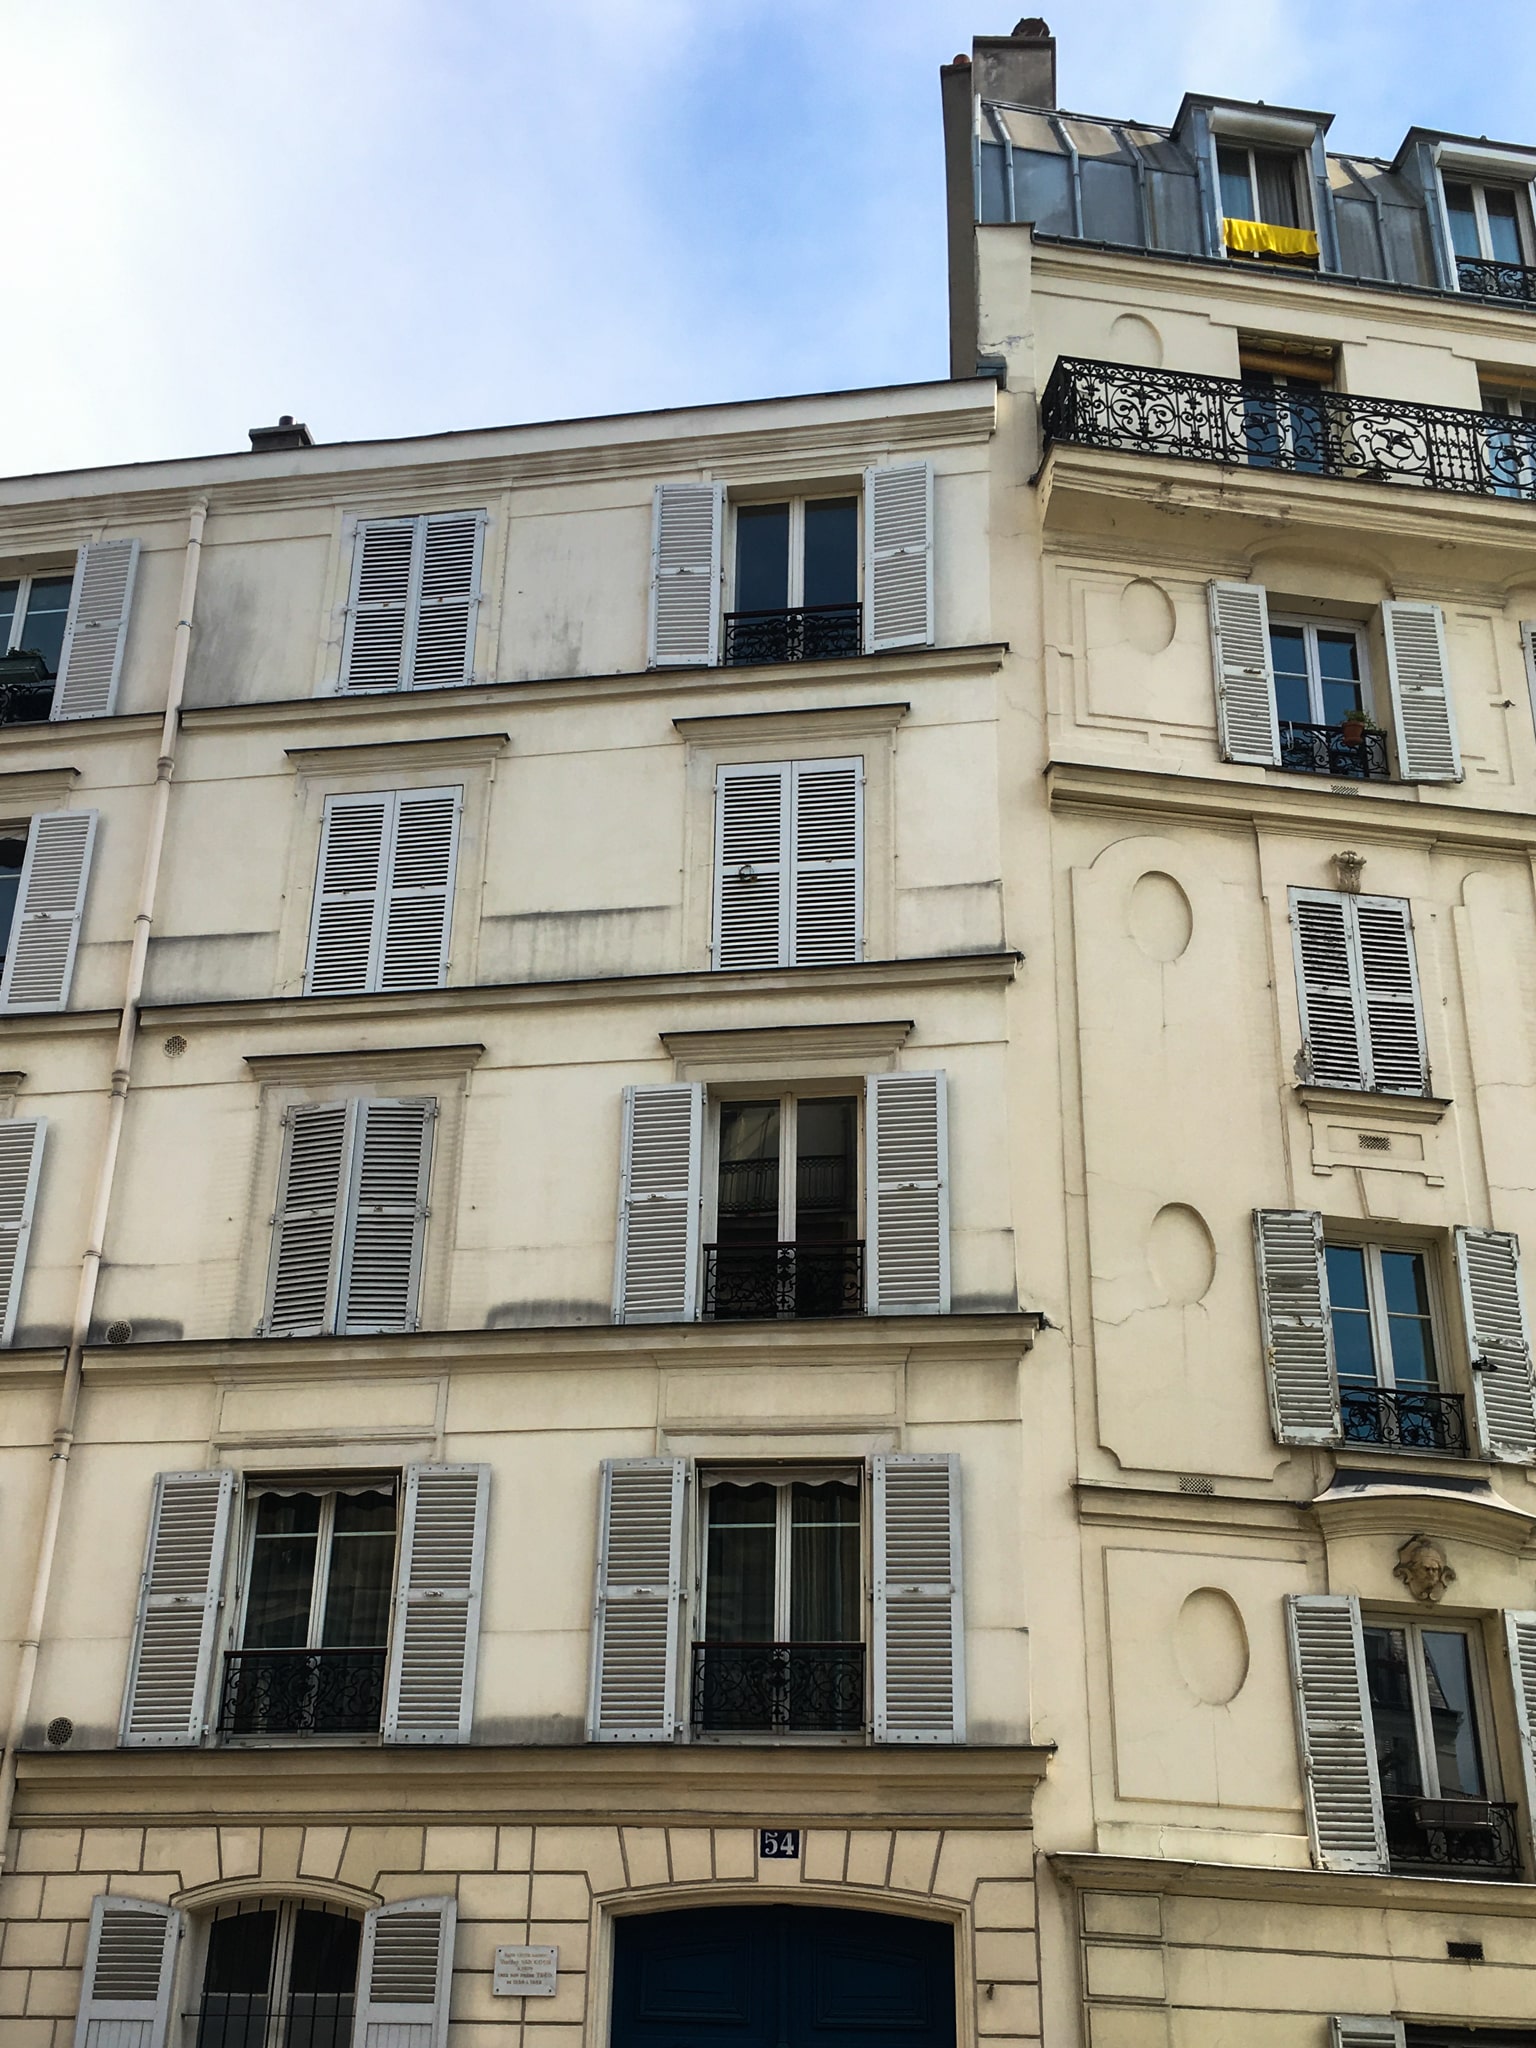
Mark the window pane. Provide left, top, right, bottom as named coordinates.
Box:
left=1444, top=181, right=1481, bottom=259
left=717, top=1102, right=780, bottom=1243
left=16, top=575, right=73, bottom=678
left=1326, top=1244, right=1370, bottom=1308
left=1421, top=1631, right=1485, bottom=1797
left=789, top=1480, right=860, bottom=1641
left=793, top=1096, right=857, bottom=1245
left=1381, top=1251, right=1438, bottom=1388
left=0, top=582, right=17, bottom=652
left=1484, top=187, right=1523, bottom=266
left=1270, top=625, right=1311, bottom=724
left=288, top=1906, right=361, bottom=2043
left=1316, top=631, right=1364, bottom=725
left=0, top=835, right=28, bottom=972
left=1218, top=145, right=1254, bottom=221
left=1363, top=1625, right=1424, bottom=1795
left=1326, top=1246, right=1379, bottom=1387
left=198, top=1907, right=276, bottom=2048
left=734, top=505, right=789, bottom=613
left=801, top=498, right=858, bottom=609
left=1254, top=149, right=1301, bottom=229
left=705, top=1482, right=776, bottom=1640
left=244, top=1492, right=321, bottom=1649
left=321, top=1488, right=397, bottom=1648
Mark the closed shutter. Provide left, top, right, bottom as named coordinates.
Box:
left=1383, top=600, right=1460, bottom=783
left=52, top=538, right=140, bottom=720
left=873, top=1453, right=965, bottom=1743
left=864, top=461, right=933, bottom=652
left=1330, top=2022, right=1404, bottom=2048
left=790, top=757, right=862, bottom=965
left=1456, top=1227, right=1536, bottom=1464
left=614, top=1084, right=703, bottom=1323
left=714, top=764, right=789, bottom=970
left=866, top=1071, right=950, bottom=1315
left=1291, top=890, right=1367, bottom=1090
left=307, top=790, right=461, bottom=997
left=263, top=1102, right=349, bottom=1336
left=340, top=513, right=483, bottom=693
left=306, top=794, right=390, bottom=996
left=649, top=481, right=723, bottom=668
left=1253, top=1209, right=1340, bottom=1444
left=1354, top=895, right=1428, bottom=1095
left=341, top=518, right=416, bottom=691
left=1284, top=1592, right=1388, bottom=1874
left=1502, top=1610, right=1536, bottom=1872
left=409, top=513, right=483, bottom=689
left=119, top=1470, right=235, bottom=1747
left=354, top=1897, right=456, bottom=2048
left=0, top=808, right=98, bottom=1013
left=587, top=1457, right=687, bottom=1741
left=0, top=1117, right=45, bottom=1347
left=379, top=789, right=461, bottom=990
left=384, top=1464, right=489, bottom=1744
left=1207, top=579, right=1281, bottom=766
left=72, top=1895, right=180, bottom=2048
left=338, top=1099, right=435, bottom=1334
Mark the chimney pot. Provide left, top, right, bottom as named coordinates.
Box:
left=248, top=415, right=314, bottom=452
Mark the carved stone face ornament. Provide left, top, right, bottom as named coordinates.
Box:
left=1394, top=1533, right=1456, bottom=1604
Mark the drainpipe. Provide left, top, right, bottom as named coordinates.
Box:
left=0, top=496, right=207, bottom=1871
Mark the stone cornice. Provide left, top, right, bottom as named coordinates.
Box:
left=674, top=702, right=912, bottom=744
left=660, top=1021, right=914, bottom=1073
left=1312, top=1475, right=1536, bottom=1554
left=1048, top=1848, right=1536, bottom=1917
left=243, top=1043, right=486, bottom=1086
left=1073, top=1481, right=1312, bottom=1541
left=284, top=731, right=511, bottom=775
left=1294, top=1085, right=1451, bottom=1125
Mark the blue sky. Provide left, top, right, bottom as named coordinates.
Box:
left=6, top=0, right=1535, bottom=477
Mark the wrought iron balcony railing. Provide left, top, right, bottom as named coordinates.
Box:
left=1456, top=256, right=1536, bottom=305
left=692, top=1641, right=865, bottom=1734
left=1384, top=1793, right=1521, bottom=1879
left=1039, top=356, right=1536, bottom=502
left=1279, top=720, right=1390, bottom=781
left=702, top=1240, right=864, bottom=1320
left=0, top=651, right=54, bottom=727
left=192, top=1993, right=354, bottom=2048
left=1341, top=1385, right=1469, bottom=1456
left=724, top=603, right=862, bottom=667
left=218, top=1645, right=386, bottom=1738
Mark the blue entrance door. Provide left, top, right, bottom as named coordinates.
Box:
left=612, top=1905, right=956, bottom=2048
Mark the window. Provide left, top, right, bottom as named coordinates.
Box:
left=306, top=787, right=462, bottom=996
left=0, top=808, right=98, bottom=1015
left=196, top=1897, right=361, bottom=2046
left=1269, top=619, right=1384, bottom=778
left=707, top=1094, right=862, bottom=1319
left=713, top=758, right=862, bottom=971
left=1327, top=1242, right=1464, bottom=1453
left=726, top=497, right=860, bottom=664
left=338, top=511, right=485, bottom=692
left=0, top=831, right=26, bottom=972
left=1239, top=353, right=1332, bottom=473
left=1219, top=143, right=1304, bottom=228
left=221, top=1482, right=398, bottom=1739
left=1445, top=178, right=1533, bottom=296
left=694, top=1468, right=864, bottom=1734
left=0, top=573, right=72, bottom=723
left=1290, top=889, right=1427, bottom=1095
left=1479, top=381, right=1536, bottom=501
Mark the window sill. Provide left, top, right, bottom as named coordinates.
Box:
left=1293, top=1084, right=1450, bottom=1124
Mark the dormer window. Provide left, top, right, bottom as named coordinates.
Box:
left=1217, top=143, right=1318, bottom=262
left=1444, top=179, right=1534, bottom=299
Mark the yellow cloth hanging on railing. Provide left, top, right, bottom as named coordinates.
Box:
left=1223, top=217, right=1320, bottom=259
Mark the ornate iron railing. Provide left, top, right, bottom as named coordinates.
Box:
left=1279, top=720, right=1390, bottom=781
left=702, top=1241, right=864, bottom=1320
left=1384, top=1793, right=1521, bottom=1879
left=1341, top=1386, right=1469, bottom=1456
left=724, top=603, right=862, bottom=666
left=692, top=1641, right=865, bottom=1733
left=192, top=1993, right=354, bottom=2047
left=1457, top=256, right=1536, bottom=305
left=218, top=1646, right=386, bottom=1738
left=0, top=652, right=54, bottom=727
left=1039, top=356, right=1536, bottom=501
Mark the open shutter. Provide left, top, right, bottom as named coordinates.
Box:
left=1290, top=890, right=1366, bottom=1090
left=0, top=1117, right=45, bottom=1347
left=72, top=1895, right=180, bottom=2048
left=119, top=1469, right=234, bottom=1747
left=1521, top=621, right=1536, bottom=743
left=1503, top=1611, right=1536, bottom=1871
left=354, top=1897, right=456, bottom=2048
left=1285, top=1592, right=1388, bottom=1874
left=866, top=1071, right=950, bottom=1315
left=614, top=1083, right=703, bottom=1322
left=1254, top=1209, right=1339, bottom=1444
left=790, top=757, right=862, bottom=965
left=263, top=1102, right=349, bottom=1336
left=864, top=461, right=933, bottom=652
left=409, top=512, right=483, bottom=689
left=873, top=1453, right=965, bottom=1743
left=714, top=764, right=788, bottom=970
left=0, top=808, right=98, bottom=1013
left=306, top=794, right=390, bottom=996
left=649, top=481, right=723, bottom=668
left=338, top=1098, right=435, bottom=1334
left=1208, top=580, right=1281, bottom=766
left=1330, top=2022, right=1405, bottom=2048
left=1456, top=1227, right=1536, bottom=1464
left=379, top=788, right=460, bottom=991
left=1354, top=895, right=1427, bottom=1095
left=384, top=1464, right=489, bottom=1744
left=1383, top=600, right=1460, bottom=783
left=587, top=1457, right=687, bottom=1741
left=341, top=518, right=417, bottom=692
left=52, top=538, right=139, bottom=720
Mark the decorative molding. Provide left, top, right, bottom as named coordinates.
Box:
left=1297, top=1086, right=1450, bottom=1185
left=1294, top=1086, right=1450, bottom=1125
left=1072, top=1480, right=1311, bottom=1542
left=1311, top=1473, right=1536, bottom=1554
left=0, top=766, right=81, bottom=815
left=1394, top=1531, right=1456, bottom=1602
left=243, top=1042, right=485, bottom=1086
left=661, top=1020, right=913, bottom=1079
left=285, top=731, right=511, bottom=776
left=0, top=1010, right=121, bottom=1039
left=173, top=1875, right=382, bottom=1911
left=1048, top=1848, right=1536, bottom=1917
left=674, top=702, right=912, bottom=744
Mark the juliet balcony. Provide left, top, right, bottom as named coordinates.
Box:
left=1456, top=256, right=1536, bottom=306
left=217, top=1646, right=386, bottom=1739
left=702, top=1240, right=864, bottom=1320
left=1340, top=1385, right=1469, bottom=1457
left=724, top=602, right=862, bottom=667
left=691, top=1641, right=866, bottom=1735
left=1384, top=1792, right=1521, bottom=1881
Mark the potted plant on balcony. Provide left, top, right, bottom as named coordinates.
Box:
left=1338, top=710, right=1384, bottom=745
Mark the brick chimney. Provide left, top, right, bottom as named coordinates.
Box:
left=248, top=414, right=314, bottom=452
left=971, top=18, right=1056, bottom=110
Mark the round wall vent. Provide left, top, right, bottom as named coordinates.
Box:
left=163, top=1034, right=188, bottom=1058
left=45, top=1716, right=74, bottom=1747
left=105, top=1321, right=133, bottom=1346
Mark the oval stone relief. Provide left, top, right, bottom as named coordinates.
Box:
left=1148, top=1202, right=1216, bottom=1305
left=1175, top=1587, right=1250, bottom=1706
left=1119, top=577, right=1177, bottom=655
left=1127, top=870, right=1193, bottom=962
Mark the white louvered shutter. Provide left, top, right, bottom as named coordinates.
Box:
left=614, top=1084, right=703, bottom=1322
left=341, top=518, right=417, bottom=691
left=1522, top=622, right=1536, bottom=742
left=379, top=788, right=460, bottom=990
left=52, top=538, right=139, bottom=720
left=0, top=1117, right=45, bottom=1347
left=1503, top=1611, right=1536, bottom=1870
left=714, top=764, right=789, bottom=970
left=1291, top=890, right=1367, bottom=1090
left=306, top=794, right=390, bottom=996
left=1383, top=600, right=1460, bottom=783
left=72, top=1895, right=180, bottom=2048
left=384, top=1464, right=489, bottom=1744
left=866, top=1071, right=950, bottom=1315
left=587, top=1457, right=687, bottom=1741
left=263, top=1102, right=349, bottom=1335
left=790, top=757, right=862, bottom=965
left=873, top=1453, right=965, bottom=1743
left=353, top=1897, right=456, bottom=2048
left=649, top=482, right=724, bottom=668
left=119, top=1470, right=235, bottom=1747
left=1330, top=2021, right=1405, bottom=2048
left=338, top=1098, right=435, bottom=1334
left=409, top=513, right=483, bottom=689
left=1253, top=1210, right=1340, bottom=1444
left=0, top=809, right=98, bottom=1013
left=1456, top=1227, right=1536, bottom=1464
left=864, top=461, right=934, bottom=652
left=1284, top=1592, right=1388, bottom=1874
left=1208, top=579, right=1281, bottom=766
left=1354, top=895, right=1427, bottom=1095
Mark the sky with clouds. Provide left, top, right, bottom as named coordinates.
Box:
left=6, top=0, right=1535, bottom=478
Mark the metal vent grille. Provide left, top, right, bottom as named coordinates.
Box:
left=1177, top=1475, right=1215, bottom=1495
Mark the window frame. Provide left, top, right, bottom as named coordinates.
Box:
left=1217, top=141, right=1309, bottom=230
left=1440, top=174, right=1535, bottom=268
left=704, top=1083, right=865, bottom=1245
left=726, top=492, right=862, bottom=615
left=1268, top=613, right=1373, bottom=730
left=233, top=1476, right=401, bottom=1656
left=193, top=1894, right=363, bottom=2048
left=1324, top=1236, right=1447, bottom=1395
left=1361, top=1613, right=1502, bottom=1804
left=0, top=569, right=74, bottom=671
left=697, top=1463, right=866, bottom=1646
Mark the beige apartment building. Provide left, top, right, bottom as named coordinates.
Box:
left=3, top=14, right=1536, bottom=2048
